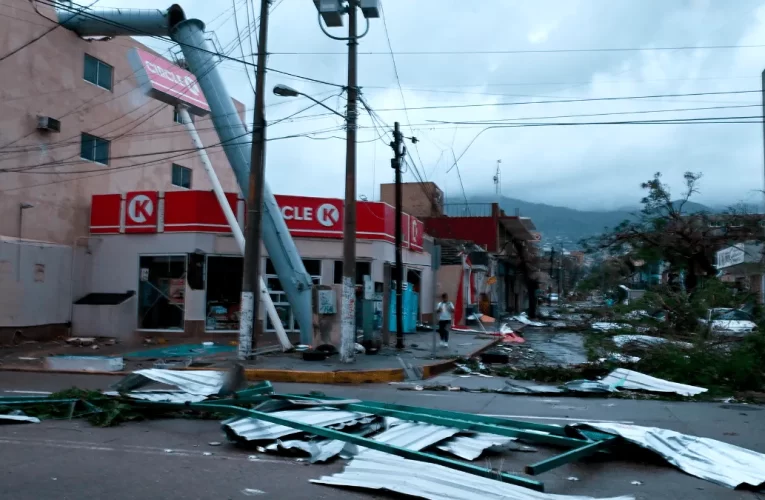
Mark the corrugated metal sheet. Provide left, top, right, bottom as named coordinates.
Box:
left=113, top=369, right=226, bottom=396
left=222, top=409, right=374, bottom=442
left=364, top=418, right=459, bottom=451
left=574, top=423, right=765, bottom=490
left=123, top=391, right=209, bottom=403
left=436, top=433, right=516, bottom=461
left=311, top=451, right=635, bottom=500
left=266, top=439, right=348, bottom=463
left=600, top=368, right=707, bottom=397
left=0, top=414, right=40, bottom=424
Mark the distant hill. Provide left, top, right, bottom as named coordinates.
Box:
left=461, top=195, right=714, bottom=245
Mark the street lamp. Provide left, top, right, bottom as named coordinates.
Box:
left=310, top=0, right=379, bottom=363
left=273, top=84, right=347, bottom=120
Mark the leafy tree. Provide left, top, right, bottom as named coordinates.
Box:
left=589, top=172, right=763, bottom=293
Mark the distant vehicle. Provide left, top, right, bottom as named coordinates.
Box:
left=547, top=293, right=559, bottom=302
left=699, top=308, right=757, bottom=335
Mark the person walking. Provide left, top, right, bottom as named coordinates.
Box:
left=436, top=293, right=455, bottom=348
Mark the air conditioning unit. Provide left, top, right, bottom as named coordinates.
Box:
left=37, top=116, right=61, bottom=133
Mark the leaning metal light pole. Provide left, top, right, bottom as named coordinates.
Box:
left=313, top=0, right=379, bottom=363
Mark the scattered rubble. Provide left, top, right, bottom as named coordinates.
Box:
left=45, top=355, right=124, bottom=372
left=1, top=367, right=763, bottom=498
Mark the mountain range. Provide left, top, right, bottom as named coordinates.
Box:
left=463, top=195, right=715, bottom=245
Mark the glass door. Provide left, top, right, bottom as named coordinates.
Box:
left=138, top=255, right=186, bottom=330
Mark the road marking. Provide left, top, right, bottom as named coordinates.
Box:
left=0, top=437, right=289, bottom=464
left=480, top=414, right=634, bottom=424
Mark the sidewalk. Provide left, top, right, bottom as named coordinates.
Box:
left=0, top=330, right=500, bottom=384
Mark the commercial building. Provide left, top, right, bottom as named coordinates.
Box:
left=380, top=182, right=539, bottom=323
left=716, top=243, right=764, bottom=303
left=0, top=1, right=243, bottom=339
left=0, top=1, right=435, bottom=344
left=75, top=190, right=432, bottom=344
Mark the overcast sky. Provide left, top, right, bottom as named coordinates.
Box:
left=98, top=0, right=765, bottom=211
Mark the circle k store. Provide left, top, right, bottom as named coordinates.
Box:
left=81, top=190, right=433, bottom=338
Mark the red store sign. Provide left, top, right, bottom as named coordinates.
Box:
left=90, top=191, right=424, bottom=252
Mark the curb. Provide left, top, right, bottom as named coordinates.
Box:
left=0, top=338, right=502, bottom=384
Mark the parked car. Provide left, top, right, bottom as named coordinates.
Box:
left=699, top=308, right=757, bottom=335
left=547, top=293, right=559, bottom=303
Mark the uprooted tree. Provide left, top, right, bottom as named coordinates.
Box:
left=588, top=171, right=764, bottom=294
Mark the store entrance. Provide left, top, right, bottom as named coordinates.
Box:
left=138, top=255, right=186, bottom=330
left=205, top=256, right=243, bottom=331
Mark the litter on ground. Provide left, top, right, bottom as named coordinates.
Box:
left=0, top=367, right=761, bottom=498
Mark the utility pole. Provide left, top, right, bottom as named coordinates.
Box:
left=239, top=0, right=270, bottom=360
left=339, top=2, right=359, bottom=363
left=391, top=122, right=406, bottom=349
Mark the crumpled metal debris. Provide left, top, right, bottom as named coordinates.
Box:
left=111, top=369, right=228, bottom=396
left=436, top=432, right=517, bottom=460
left=312, top=451, right=635, bottom=500
left=511, top=314, right=548, bottom=327
left=266, top=439, right=349, bottom=463
left=572, top=422, right=765, bottom=489
left=222, top=409, right=375, bottom=442
left=612, top=335, right=692, bottom=349
left=0, top=412, right=40, bottom=424
left=600, top=368, right=707, bottom=397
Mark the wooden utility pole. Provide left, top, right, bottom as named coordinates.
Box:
left=339, top=3, right=359, bottom=363
left=239, top=0, right=270, bottom=360
left=391, top=122, right=405, bottom=349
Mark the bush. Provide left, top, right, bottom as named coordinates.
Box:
left=634, top=333, right=765, bottom=394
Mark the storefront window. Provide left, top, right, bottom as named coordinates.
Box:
left=138, top=255, right=186, bottom=330
left=264, top=258, right=321, bottom=332
left=205, top=256, right=243, bottom=331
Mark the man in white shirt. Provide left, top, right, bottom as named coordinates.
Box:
left=436, top=293, right=455, bottom=347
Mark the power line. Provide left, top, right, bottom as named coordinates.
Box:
left=266, top=43, right=765, bottom=56
left=0, top=0, right=100, bottom=62
left=378, top=0, right=428, bottom=184
left=425, top=104, right=762, bottom=125
left=39, top=0, right=345, bottom=88
left=372, top=89, right=761, bottom=112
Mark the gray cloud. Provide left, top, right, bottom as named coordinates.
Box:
left=99, top=0, right=765, bottom=210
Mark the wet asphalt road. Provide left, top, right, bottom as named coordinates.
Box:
left=522, top=329, right=590, bottom=365
left=0, top=372, right=763, bottom=499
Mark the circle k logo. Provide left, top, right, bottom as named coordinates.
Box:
left=128, top=194, right=154, bottom=223
left=316, top=203, right=340, bottom=227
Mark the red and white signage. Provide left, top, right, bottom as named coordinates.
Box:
left=90, top=194, right=121, bottom=234
left=164, top=191, right=237, bottom=233
left=90, top=191, right=425, bottom=252
left=125, top=191, right=158, bottom=234
left=129, top=48, right=210, bottom=115
left=410, top=217, right=424, bottom=251
left=275, top=195, right=344, bottom=238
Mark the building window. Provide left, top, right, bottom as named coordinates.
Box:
left=80, top=133, right=110, bottom=165
left=83, top=54, right=113, bottom=90
left=334, top=260, right=371, bottom=285
left=173, top=108, right=193, bottom=124
left=171, top=164, right=192, bottom=189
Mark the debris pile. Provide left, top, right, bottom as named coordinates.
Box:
left=2, top=368, right=764, bottom=498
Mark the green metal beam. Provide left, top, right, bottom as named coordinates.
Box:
left=144, top=401, right=545, bottom=492
left=276, top=394, right=586, bottom=449
left=524, top=437, right=616, bottom=475
left=279, top=393, right=570, bottom=436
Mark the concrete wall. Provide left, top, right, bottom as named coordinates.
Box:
left=0, top=237, right=72, bottom=327
left=0, top=1, right=243, bottom=245
left=72, top=296, right=136, bottom=340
